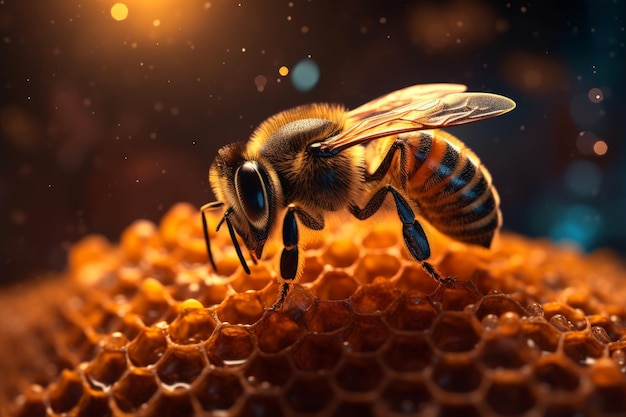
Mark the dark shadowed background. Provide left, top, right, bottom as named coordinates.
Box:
left=1, top=0, right=624, bottom=285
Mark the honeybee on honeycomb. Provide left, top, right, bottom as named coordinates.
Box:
left=203, top=84, right=516, bottom=309
left=3, top=87, right=626, bottom=417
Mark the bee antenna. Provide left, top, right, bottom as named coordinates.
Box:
left=222, top=208, right=252, bottom=275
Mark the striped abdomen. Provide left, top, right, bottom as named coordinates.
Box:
left=382, top=130, right=501, bottom=248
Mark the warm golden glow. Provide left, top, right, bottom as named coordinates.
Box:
left=110, top=3, right=129, bottom=21
left=279, top=66, right=289, bottom=76
left=502, top=51, right=566, bottom=95
left=522, top=69, right=542, bottom=89
left=86, top=3, right=213, bottom=56
left=407, top=0, right=497, bottom=50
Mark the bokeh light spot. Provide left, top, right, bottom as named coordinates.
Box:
left=593, top=140, right=608, bottom=156
left=495, top=18, right=510, bottom=33
left=588, top=87, right=604, bottom=103
left=564, top=160, right=602, bottom=197
left=522, top=70, right=542, bottom=89
left=255, top=75, right=268, bottom=92
left=575, top=131, right=597, bottom=155
left=279, top=66, right=289, bottom=76
left=290, top=59, right=320, bottom=92
left=111, top=3, right=129, bottom=21
left=549, top=204, right=601, bottom=249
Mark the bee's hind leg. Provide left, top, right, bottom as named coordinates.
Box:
left=349, top=185, right=449, bottom=285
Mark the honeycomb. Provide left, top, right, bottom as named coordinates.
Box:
left=2, top=202, right=626, bottom=417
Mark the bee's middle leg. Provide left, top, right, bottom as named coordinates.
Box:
left=364, top=139, right=408, bottom=187
left=349, top=185, right=448, bottom=284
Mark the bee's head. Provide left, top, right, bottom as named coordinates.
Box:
left=209, top=142, right=281, bottom=259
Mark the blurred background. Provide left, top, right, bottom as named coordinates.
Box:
left=1, top=0, right=624, bottom=286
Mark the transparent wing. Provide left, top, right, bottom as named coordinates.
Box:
left=320, top=88, right=516, bottom=155
left=347, top=83, right=467, bottom=123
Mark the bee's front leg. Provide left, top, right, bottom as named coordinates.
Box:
left=279, top=206, right=299, bottom=282
left=349, top=185, right=448, bottom=285
left=201, top=201, right=223, bottom=272
left=201, top=201, right=251, bottom=274
left=272, top=205, right=324, bottom=310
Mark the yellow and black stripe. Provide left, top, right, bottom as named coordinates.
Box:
left=402, top=130, right=501, bottom=248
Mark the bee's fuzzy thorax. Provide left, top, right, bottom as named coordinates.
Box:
left=249, top=103, right=347, bottom=151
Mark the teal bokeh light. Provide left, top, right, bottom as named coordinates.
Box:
left=290, top=59, right=320, bottom=92
left=549, top=204, right=601, bottom=249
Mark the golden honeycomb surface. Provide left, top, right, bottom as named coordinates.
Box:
left=2, top=202, right=626, bottom=417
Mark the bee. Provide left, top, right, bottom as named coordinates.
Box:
left=202, top=83, right=515, bottom=310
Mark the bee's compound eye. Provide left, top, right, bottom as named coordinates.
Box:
left=235, top=161, right=268, bottom=226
